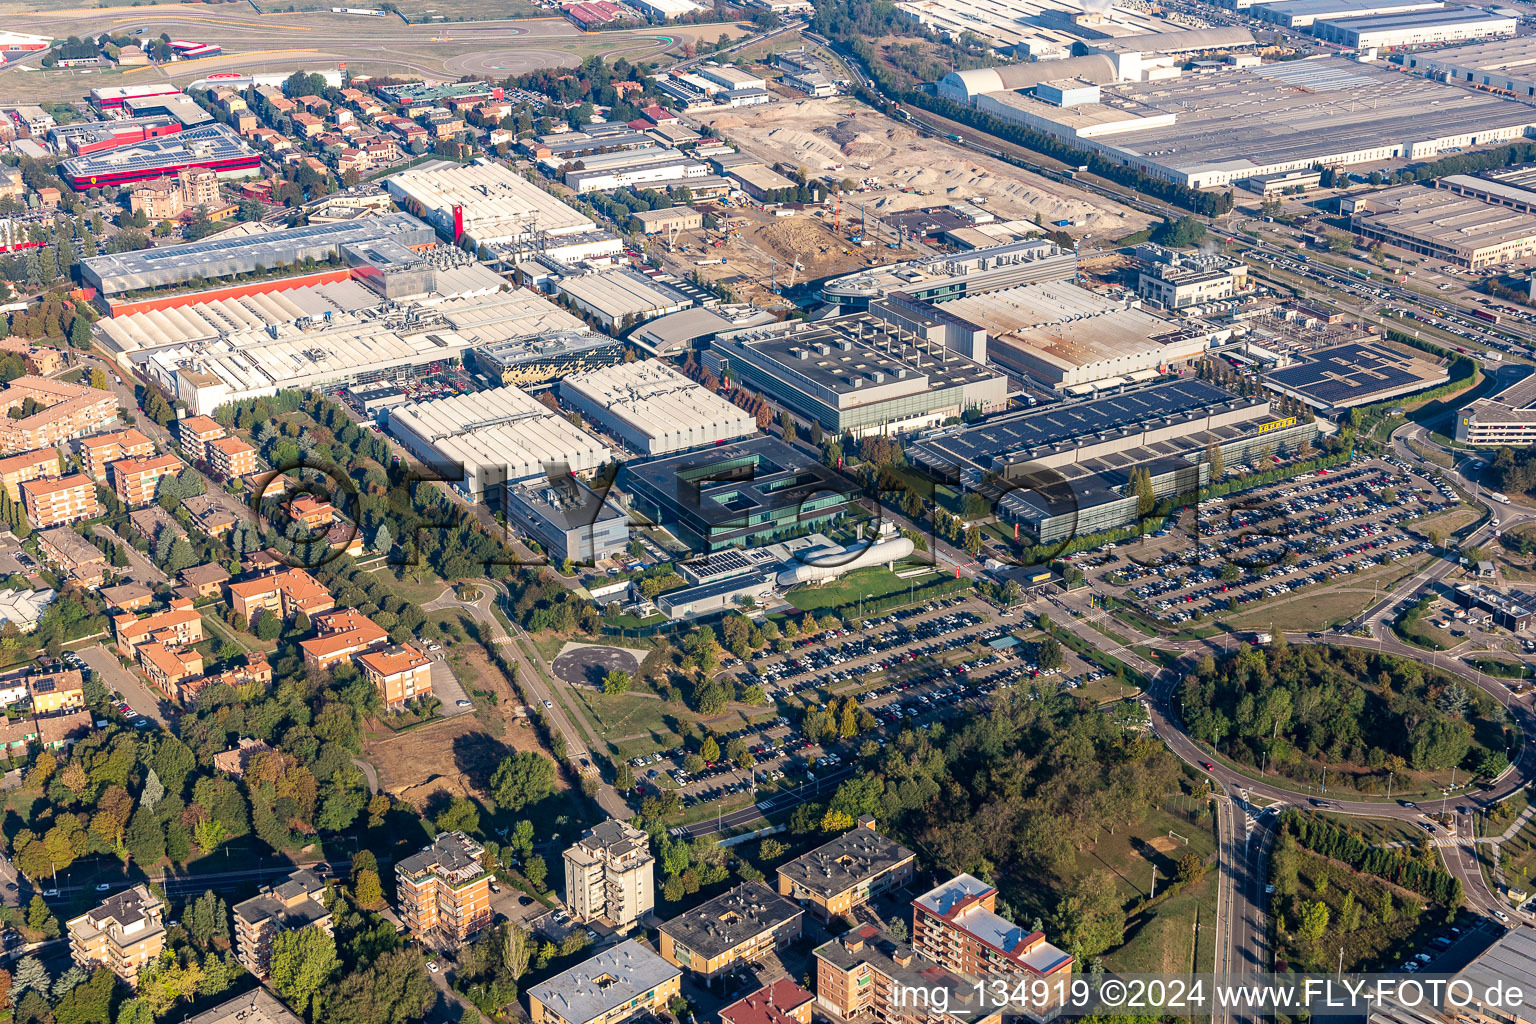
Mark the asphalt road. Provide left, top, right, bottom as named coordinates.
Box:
left=76, top=642, right=172, bottom=726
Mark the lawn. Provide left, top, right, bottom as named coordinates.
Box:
left=782, top=566, right=945, bottom=614
left=1227, top=588, right=1377, bottom=633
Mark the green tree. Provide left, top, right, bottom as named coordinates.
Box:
left=490, top=752, right=556, bottom=812
left=269, top=926, right=338, bottom=1014
left=602, top=670, right=631, bottom=695
left=525, top=854, right=547, bottom=891
left=354, top=869, right=384, bottom=910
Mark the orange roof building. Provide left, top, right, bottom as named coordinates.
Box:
left=357, top=643, right=432, bottom=708
left=79, top=428, right=154, bottom=482
left=113, top=598, right=203, bottom=657
left=299, top=608, right=387, bottom=670
left=227, top=568, right=333, bottom=625
left=22, top=473, right=102, bottom=528
left=206, top=436, right=256, bottom=480
left=176, top=416, right=225, bottom=464
left=0, top=448, right=61, bottom=503
left=109, top=452, right=184, bottom=507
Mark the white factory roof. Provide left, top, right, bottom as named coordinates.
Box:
left=559, top=358, right=756, bottom=453
left=557, top=270, right=690, bottom=320
left=387, top=384, right=612, bottom=483
left=944, top=280, right=1200, bottom=369
left=432, top=289, right=588, bottom=343
left=384, top=159, right=596, bottom=245
left=98, top=280, right=381, bottom=354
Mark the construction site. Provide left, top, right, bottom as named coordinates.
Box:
left=688, top=99, right=1156, bottom=239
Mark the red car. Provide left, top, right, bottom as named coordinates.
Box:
left=1199, top=760, right=1215, bottom=772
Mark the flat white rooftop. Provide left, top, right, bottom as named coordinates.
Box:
left=384, top=159, right=596, bottom=246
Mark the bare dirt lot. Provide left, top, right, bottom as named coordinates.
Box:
left=364, top=638, right=567, bottom=813
left=690, top=99, right=1155, bottom=239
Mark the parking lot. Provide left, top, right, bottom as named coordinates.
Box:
left=626, top=601, right=1119, bottom=812
left=1086, top=459, right=1456, bottom=625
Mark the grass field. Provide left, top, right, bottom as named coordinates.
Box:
left=782, top=566, right=941, bottom=614
left=1227, top=589, right=1376, bottom=633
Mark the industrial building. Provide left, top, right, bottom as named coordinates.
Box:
left=558, top=359, right=756, bottom=456
left=82, top=213, right=435, bottom=295
left=822, top=240, right=1079, bottom=308
left=563, top=151, right=709, bottom=193
left=383, top=160, right=615, bottom=263
left=118, top=287, right=582, bottom=415
left=551, top=267, right=708, bottom=330
left=1344, top=183, right=1536, bottom=268
left=1312, top=7, right=1516, bottom=47
left=468, top=331, right=621, bottom=387
left=1455, top=372, right=1536, bottom=444
left=385, top=385, right=612, bottom=503
left=1401, top=36, right=1536, bottom=100
left=1261, top=341, right=1449, bottom=412
left=1252, top=0, right=1444, bottom=28
left=630, top=207, right=703, bottom=235
left=704, top=312, right=1007, bottom=436
left=504, top=476, right=631, bottom=564
left=944, top=280, right=1225, bottom=391
left=913, top=378, right=1318, bottom=543
left=1135, top=244, right=1252, bottom=311
left=897, top=0, right=1181, bottom=56
left=619, top=436, right=858, bottom=552
left=59, top=123, right=258, bottom=190
left=49, top=115, right=182, bottom=157
left=937, top=56, right=1536, bottom=188
left=631, top=304, right=778, bottom=357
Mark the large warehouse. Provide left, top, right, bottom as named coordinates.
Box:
left=1251, top=0, right=1444, bottom=28
left=81, top=213, right=436, bottom=295
left=1312, top=8, right=1515, bottom=47
left=1402, top=36, right=1536, bottom=99
left=938, top=55, right=1536, bottom=188
left=913, top=378, right=1318, bottom=542
left=384, top=159, right=613, bottom=261
left=469, top=332, right=623, bottom=387
left=703, top=312, right=1008, bottom=437
left=941, top=280, right=1226, bottom=391
left=1261, top=341, right=1449, bottom=412
left=558, top=359, right=756, bottom=457
left=126, top=289, right=582, bottom=416
left=59, top=123, right=258, bottom=189
left=385, top=385, right=613, bottom=502
left=1456, top=373, right=1536, bottom=445
left=552, top=267, right=706, bottom=330
left=1342, top=183, right=1536, bottom=268
left=821, top=240, right=1078, bottom=311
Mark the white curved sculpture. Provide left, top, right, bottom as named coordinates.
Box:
left=776, top=535, right=916, bottom=587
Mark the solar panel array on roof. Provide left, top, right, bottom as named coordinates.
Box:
left=1263, top=342, right=1442, bottom=407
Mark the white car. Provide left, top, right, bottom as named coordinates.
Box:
left=543, top=699, right=553, bottom=708
left=426, top=961, right=439, bottom=974
left=456, top=699, right=471, bottom=708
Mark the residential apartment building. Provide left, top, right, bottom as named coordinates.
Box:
left=110, top=452, right=185, bottom=506
left=815, top=925, right=1002, bottom=1024
left=0, top=338, right=66, bottom=376
left=528, top=939, right=681, bottom=1024
left=112, top=598, right=203, bottom=656
left=67, top=885, right=167, bottom=988
left=563, top=819, right=655, bottom=930
left=299, top=608, right=387, bottom=670
left=0, top=377, right=120, bottom=454
left=212, top=736, right=274, bottom=776
left=177, top=415, right=226, bottom=464
left=137, top=641, right=204, bottom=693
left=289, top=496, right=335, bottom=530
left=180, top=650, right=271, bottom=705
left=206, top=435, right=257, bottom=479
left=233, top=868, right=332, bottom=977
left=719, top=979, right=815, bottom=1024
left=36, top=526, right=109, bottom=585
left=776, top=818, right=917, bottom=921
left=22, top=474, right=102, bottom=528
left=395, top=831, right=493, bottom=944
left=658, top=881, right=803, bottom=982
left=356, top=644, right=432, bottom=708
left=0, top=448, right=61, bottom=503
left=79, top=428, right=154, bottom=481
left=28, top=668, right=84, bottom=715
left=227, top=568, right=333, bottom=624
left=912, top=874, right=1073, bottom=1000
